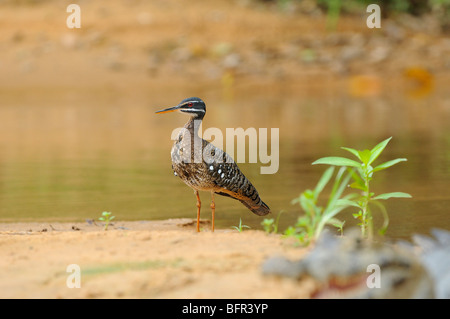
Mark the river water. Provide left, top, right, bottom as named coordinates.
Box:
left=1, top=80, right=449, bottom=240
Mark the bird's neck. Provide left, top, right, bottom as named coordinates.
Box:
left=184, top=116, right=202, bottom=137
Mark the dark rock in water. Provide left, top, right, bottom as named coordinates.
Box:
left=413, top=229, right=450, bottom=299
left=262, top=228, right=450, bottom=299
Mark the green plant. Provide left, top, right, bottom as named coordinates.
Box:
left=285, top=166, right=354, bottom=245
left=322, top=0, right=342, bottom=31
left=232, top=218, right=251, bottom=232
left=261, top=211, right=284, bottom=234
left=99, top=211, right=115, bottom=231
left=261, top=218, right=275, bottom=234
left=312, top=137, right=411, bottom=238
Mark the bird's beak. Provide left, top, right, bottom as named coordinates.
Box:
left=155, top=105, right=180, bottom=114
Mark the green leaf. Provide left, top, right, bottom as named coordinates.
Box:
left=372, top=158, right=407, bottom=173
left=326, top=167, right=352, bottom=209
left=329, top=218, right=345, bottom=230
left=358, top=149, right=372, bottom=165
left=314, top=166, right=334, bottom=197
left=315, top=204, right=349, bottom=238
left=368, top=137, right=392, bottom=166
left=353, top=211, right=362, bottom=219
left=295, top=216, right=310, bottom=227
left=299, top=192, right=315, bottom=213
left=367, top=165, right=374, bottom=179
left=347, top=168, right=366, bottom=191
left=349, top=181, right=366, bottom=191
left=335, top=198, right=361, bottom=208
left=312, top=157, right=361, bottom=168
left=261, top=218, right=274, bottom=233
left=341, top=147, right=361, bottom=161
left=284, top=226, right=297, bottom=236
left=372, top=192, right=412, bottom=200
left=370, top=201, right=389, bottom=235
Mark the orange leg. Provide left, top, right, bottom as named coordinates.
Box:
left=195, top=190, right=201, bottom=232
left=210, top=191, right=215, bottom=232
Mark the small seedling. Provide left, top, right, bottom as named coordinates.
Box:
left=262, top=218, right=275, bottom=234
left=286, top=166, right=353, bottom=245
left=232, top=218, right=251, bottom=232
left=99, top=211, right=115, bottom=231
left=261, top=211, right=283, bottom=234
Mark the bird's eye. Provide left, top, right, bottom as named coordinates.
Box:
left=188, top=102, right=193, bottom=107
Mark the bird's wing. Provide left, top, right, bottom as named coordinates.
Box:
left=203, top=142, right=270, bottom=216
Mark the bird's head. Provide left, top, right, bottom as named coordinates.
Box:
left=156, top=97, right=206, bottom=119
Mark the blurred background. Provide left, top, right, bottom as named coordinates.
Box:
left=0, top=0, right=449, bottom=239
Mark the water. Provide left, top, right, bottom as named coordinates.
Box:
left=1, top=81, right=449, bottom=240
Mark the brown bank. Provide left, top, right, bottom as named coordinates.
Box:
left=0, top=219, right=314, bottom=298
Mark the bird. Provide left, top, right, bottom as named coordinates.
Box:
left=156, top=97, right=270, bottom=232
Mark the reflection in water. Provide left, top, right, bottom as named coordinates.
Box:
left=0, top=84, right=449, bottom=239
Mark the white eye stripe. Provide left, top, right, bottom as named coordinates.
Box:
left=182, top=108, right=205, bottom=113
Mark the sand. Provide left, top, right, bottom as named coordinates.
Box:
left=0, top=219, right=315, bottom=299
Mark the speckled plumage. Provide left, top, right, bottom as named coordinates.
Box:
left=171, top=115, right=270, bottom=216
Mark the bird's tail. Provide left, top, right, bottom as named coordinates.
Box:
left=239, top=198, right=271, bottom=216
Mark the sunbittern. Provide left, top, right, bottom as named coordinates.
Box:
left=156, top=97, right=270, bottom=232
